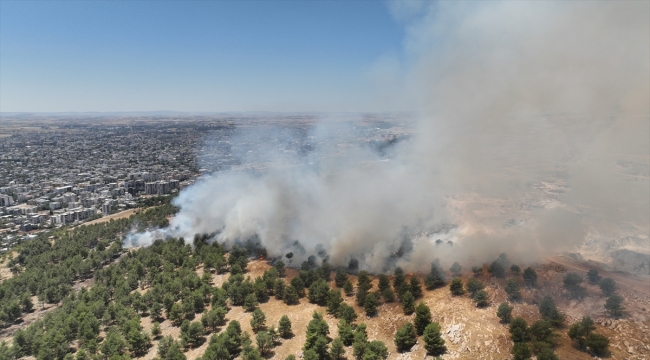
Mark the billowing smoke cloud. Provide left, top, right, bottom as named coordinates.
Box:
left=128, top=1, right=649, bottom=272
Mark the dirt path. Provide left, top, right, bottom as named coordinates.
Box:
left=79, top=208, right=138, bottom=226
left=548, top=255, right=650, bottom=296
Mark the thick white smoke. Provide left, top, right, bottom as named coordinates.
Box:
left=129, top=1, right=649, bottom=272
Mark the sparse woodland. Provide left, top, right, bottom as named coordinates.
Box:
left=0, top=207, right=633, bottom=360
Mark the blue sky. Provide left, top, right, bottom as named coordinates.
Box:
left=0, top=1, right=409, bottom=112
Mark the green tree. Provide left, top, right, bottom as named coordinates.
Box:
left=414, top=302, right=432, bottom=335
left=449, top=262, right=462, bottom=276
left=335, top=268, right=348, bottom=288
left=563, top=273, right=586, bottom=299
left=283, top=286, right=300, bottom=305
left=538, top=296, right=564, bottom=327
left=381, top=286, right=396, bottom=303
left=401, top=291, right=415, bottom=315
left=568, top=316, right=595, bottom=351
left=250, top=308, right=266, bottom=332
left=244, top=293, right=258, bottom=312
left=278, top=315, right=292, bottom=338
left=422, top=322, right=446, bottom=356
left=511, top=342, right=531, bottom=360
left=152, top=322, right=162, bottom=338
left=101, top=328, right=128, bottom=358
left=605, top=294, right=624, bottom=318
left=529, top=320, right=554, bottom=353
left=364, top=292, right=379, bottom=316
left=505, top=279, right=522, bottom=301
left=599, top=278, right=617, bottom=296
left=274, top=279, right=286, bottom=300
left=377, top=274, right=390, bottom=293
left=326, top=289, right=343, bottom=315
left=352, top=324, right=368, bottom=359
left=255, top=331, right=273, bottom=355
left=366, top=340, right=388, bottom=360
left=337, top=303, right=357, bottom=324
left=330, top=338, right=345, bottom=360
left=522, top=267, right=537, bottom=287
left=308, top=278, right=330, bottom=306
left=509, top=317, right=529, bottom=343
left=275, top=260, right=286, bottom=277
left=202, top=307, right=227, bottom=332
left=338, top=320, right=354, bottom=346
left=449, top=278, right=465, bottom=296
left=394, top=323, right=416, bottom=352
left=343, top=279, right=354, bottom=296
left=425, top=262, right=445, bottom=289
left=587, top=269, right=601, bottom=284
left=510, top=264, right=521, bottom=274
left=465, top=277, right=485, bottom=296
left=536, top=348, right=560, bottom=360
left=586, top=333, right=609, bottom=356
left=473, top=290, right=489, bottom=307
left=409, top=276, right=423, bottom=298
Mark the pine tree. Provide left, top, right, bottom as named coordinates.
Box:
left=250, top=309, right=266, bottom=333
left=505, top=279, right=522, bottom=301
left=337, top=320, right=354, bottom=346
left=327, top=289, right=343, bottom=315
left=378, top=274, right=390, bottom=293
left=599, top=278, right=617, bottom=296
left=449, top=278, right=465, bottom=296
left=497, top=302, right=514, bottom=324
left=422, top=322, right=446, bottom=356
left=401, top=291, right=415, bottom=315
left=283, top=286, right=299, bottom=305
left=278, top=315, right=292, bottom=338
left=414, top=302, right=432, bottom=335
left=330, top=338, right=345, bottom=360
left=409, top=276, right=422, bottom=298
left=244, top=293, right=258, bottom=312
left=465, top=277, right=485, bottom=296
left=274, top=279, right=286, bottom=300
left=473, top=290, right=489, bottom=307
left=586, top=269, right=601, bottom=284
left=511, top=342, right=531, bottom=360
left=335, top=268, right=348, bottom=288
left=449, top=262, right=462, bottom=277
left=538, top=296, right=564, bottom=327
left=337, top=303, right=357, bottom=324
left=425, top=262, right=445, bottom=289
left=364, top=292, right=379, bottom=316
left=343, top=279, right=354, bottom=296
left=509, top=317, right=529, bottom=343
left=522, top=267, right=537, bottom=287
left=604, top=294, right=624, bottom=318
left=394, top=323, right=416, bottom=352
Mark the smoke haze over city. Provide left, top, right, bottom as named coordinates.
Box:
left=125, top=1, right=649, bottom=272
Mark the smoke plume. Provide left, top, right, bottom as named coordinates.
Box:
left=129, top=1, right=649, bottom=272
